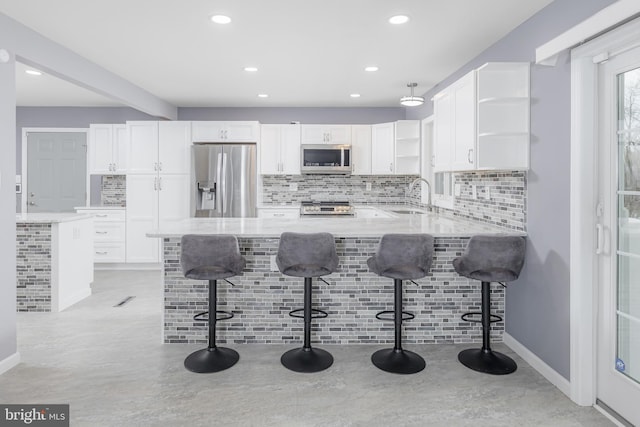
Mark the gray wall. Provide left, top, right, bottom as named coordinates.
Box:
left=407, top=0, right=616, bottom=379
left=0, top=51, right=17, bottom=364
left=179, top=107, right=406, bottom=124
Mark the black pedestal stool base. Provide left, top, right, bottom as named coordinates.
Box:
left=458, top=348, right=517, bottom=375
left=184, top=347, right=240, bottom=373
left=371, top=348, right=426, bottom=374
left=281, top=347, right=334, bottom=373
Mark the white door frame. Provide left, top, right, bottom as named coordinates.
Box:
left=570, top=17, right=640, bottom=406
left=21, top=128, right=89, bottom=213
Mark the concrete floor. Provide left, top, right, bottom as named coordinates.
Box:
left=0, top=270, right=613, bottom=427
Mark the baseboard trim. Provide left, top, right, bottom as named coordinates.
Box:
left=0, top=352, right=21, bottom=376
left=503, top=332, right=571, bottom=398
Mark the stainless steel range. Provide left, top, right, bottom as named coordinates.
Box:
left=300, top=201, right=354, bottom=216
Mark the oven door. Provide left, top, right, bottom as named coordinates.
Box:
left=300, top=144, right=351, bottom=175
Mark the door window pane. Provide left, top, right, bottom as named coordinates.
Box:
left=618, top=69, right=640, bottom=191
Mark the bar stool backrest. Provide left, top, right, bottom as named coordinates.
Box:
left=276, top=232, right=339, bottom=278
left=454, top=235, right=526, bottom=282
left=180, top=234, right=245, bottom=280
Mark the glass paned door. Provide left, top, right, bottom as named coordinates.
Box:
left=616, top=67, right=640, bottom=385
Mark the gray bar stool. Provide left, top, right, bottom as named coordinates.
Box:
left=453, top=234, right=526, bottom=375
left=276, top=232, right=339, bottom=373
left=180, top=234, right=246, bottom=373
left=367, top=233, right=434, bottom=374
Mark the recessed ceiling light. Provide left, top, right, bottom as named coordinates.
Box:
left=365, top=66, right=379, bottom=72
left=25, top=69, right=42, bottom=76
left=210, top=15, right=231, bottom=24
left=244, top=67, right=258, bottom=72
left=389, top=15, right=409, bottom=25
left=258, top=94, right=269, bottom=98
left=350, top=94, right=361, bottom=98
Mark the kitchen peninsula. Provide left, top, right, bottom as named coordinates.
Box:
left=16, top=213, right=94, bottom=312
left=149, top=212, right=524, bottom=346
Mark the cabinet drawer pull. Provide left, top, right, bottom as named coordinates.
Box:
left=96, top=251, right=108, bottom=255
left=273, top=213, right=285, bottom=217
left=468, top=149, right=474, bottom=164
left=95, top=214, right=108, bottom=218
left=96, top=231, right=108, bottom=234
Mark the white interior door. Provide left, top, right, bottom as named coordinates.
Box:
left=26, top=132, right=86, bottom=212
left=597, top=44, right=640, bottom=426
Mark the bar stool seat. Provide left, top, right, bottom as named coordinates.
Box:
left=181, top=234, right=245, bottom=373
left=277, top=232, right=338, bottom=373
left=368, top=233, right=434, bottom=374
left=453, top=234, right=526, bottom=375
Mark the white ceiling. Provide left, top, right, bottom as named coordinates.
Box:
left=2, top=0, right=554, bottom=108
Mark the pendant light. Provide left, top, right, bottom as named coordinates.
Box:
left=400, top=83, right=424, bottom=107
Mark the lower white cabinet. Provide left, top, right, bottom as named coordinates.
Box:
left=75, top=208, right=126, bottom=263
left=257, top=206, right=300, bottom=219
left=126, top=174, right=190, bottom=263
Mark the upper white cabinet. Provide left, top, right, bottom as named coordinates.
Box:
left=476, top=62, right=530, bottom=170
left=260, top=124, right=301, bottom=175
left=394, top=120, right=420, bottom=174
left=88, top=124, right=127, bottom=174
left=433, top=62, right=530, bottom=172
left=127, top=121, right=191, bottom=175
left=301, top=125, right=351, bottom=144
left=350, top=125, right=372, bottom=175
left=191, top=121, right=259, bottom=142
left=433, top=70, right=476, bottom=172
left=127, top=121, right=159, bottom=174
left=371, top=122, right=395, bottom=174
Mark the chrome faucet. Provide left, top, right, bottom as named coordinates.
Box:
left=408, top=177, right=432, bottom=207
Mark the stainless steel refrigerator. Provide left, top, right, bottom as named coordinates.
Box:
left=192, top=143, right=257, bottom=217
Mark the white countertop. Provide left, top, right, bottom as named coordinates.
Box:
left=16, top=213, right=94, bottom=224
left=147, top=213, right=523, bottom=238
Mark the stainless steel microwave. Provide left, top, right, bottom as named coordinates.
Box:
left=300, top=144, right=352, bottom=175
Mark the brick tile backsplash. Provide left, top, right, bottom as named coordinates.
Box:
left=101, top=175, right=126, bottom=207
left=16, top=223, right=52, bottom=312
left=163, top=236, right=504, bottom=345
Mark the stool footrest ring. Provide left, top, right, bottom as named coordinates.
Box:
left=375, top=310, right=415, bottom=322
left=193, top=310, right=234, bottom=322
left=289, top=308, right=328, bottom=319
left=461, top=312, right=502, bottom=324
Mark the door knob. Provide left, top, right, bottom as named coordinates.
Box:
left=28, top=201, right=36, bottom=206
left=30, top=192, right=35, bottom=197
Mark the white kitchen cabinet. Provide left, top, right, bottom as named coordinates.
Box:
left=350, top=125, right=372, bottom=175
left=257, top=206, right=300, bottom=219
left=125, top=173, right=190, bottom=263
left=125, top=174, right=159, bottom=263
left=301, top=125, right=351, bottom=144
left=260, top=124, right=301, bottom=175
left=371, top=122, right=395, bottom=174
left=394, top=120, right=421, bottom=174
left=433, top=62, right=530, bottom=172
left=88, top=124, right=127, bottom=174
left=191, top=121, right=259, bottom=142
left=75, top=208, right=126, bottom=263
left=434, top=70, right=476, bottom=172
left=127, top=121, right=159, bottom=174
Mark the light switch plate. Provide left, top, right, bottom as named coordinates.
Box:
left=289, top=183, right=298, bottom=191
left=270, top=255, right=279, bottom=272
left=471, top=185, right=477, bottom=199
left=454, top=183, right=461, bottom=197
left=483, top=187, right=491, bottom=200
left=366, top=182, right=372, bottom=191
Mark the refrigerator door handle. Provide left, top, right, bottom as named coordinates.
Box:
left=216, top=153, right=223, bottom=214
left=222, top=152, right=228, bottom=214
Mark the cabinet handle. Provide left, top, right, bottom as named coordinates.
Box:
left=154, top=162, right=158, bottom=171
left=154, top=177, right=158, bottom=191
left=158, top=162, right=163, bottom=171
left=274, top=213, right=285, bottom=217
left=96, top=231, right=108, bottom=234
left=468, top=149, right=474, bottom=164
left=225, top=130, right=228, bottom=139
left=95, top=214, right=108, bottom=218
left=431, top=155, right=435, bottom=167
left=96, top=251, right=108, bottom=255
left=159, top=177, right=163, bottom=191
left=389, top=163, right=393, bottom=172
